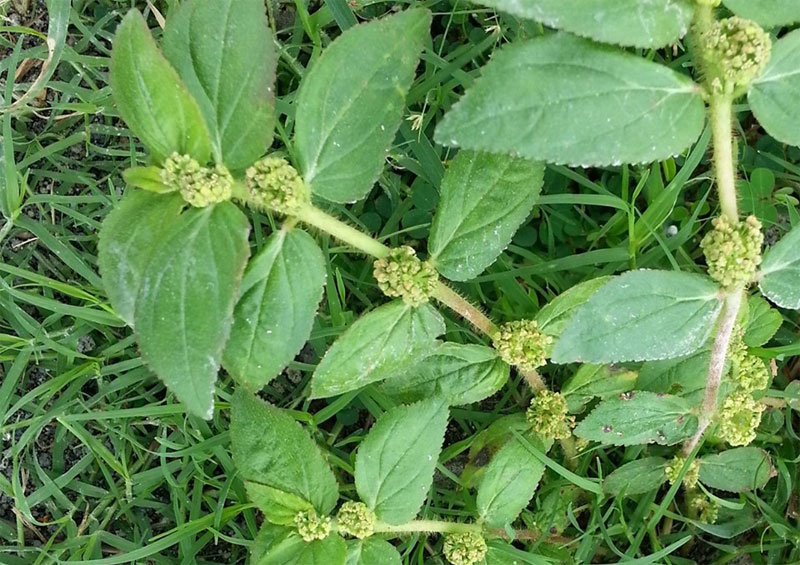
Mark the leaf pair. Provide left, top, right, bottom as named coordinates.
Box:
left=98, top=193, right=250, bottom=418
left=604, top=447, right=774, bottom=496
left=111, top=0, right=275, bottom=168
left=232, top=391, right=449, bottom=563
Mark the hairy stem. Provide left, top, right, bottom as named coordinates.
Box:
left=683, top=290, right=743, bottom=455
left=431, top=283, right=497, bottom=336
left=374, top=520, right=481, bottom=535
left=296, top=204, right=390, bottom=259
left=372, top=519, right=545, bottom=542
left=709, top=95, right=739, bottom=221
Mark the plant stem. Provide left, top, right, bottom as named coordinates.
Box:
left=683, top=290, right=743, bottom=455
left=708, top=94, right=739, bottom=221
left=294, top=202, right=553, bottom=394
left=373, top=519, right=546, bottom=542
left=431, top=283, right=498, bottom=336
left=296, top=203, right=390, bottom=259
left=374, top=520, right=481, bottom=535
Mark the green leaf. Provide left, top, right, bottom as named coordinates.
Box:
left=245, top=483, right=313, bottom=525
left=379, top=343, right=509, bottom=406
left=749, top=30, right=800, bottom=149
left=354, top=398, right=448, bottom=524
left=561, top=364, right=638, bottom=413
left=231, top=390, right=339, bottom=514
left=134, top=202, right=249, bottom=418
left=759, top=223, right=800, bottom=309
left=740, top=168, right=778, bottom=226
left=574, top=392, right=697, bottom=446
left=162, top=0, right=276, bottom=170
left=461, top=414, right=530, bottom=488
left=428, top=151, right=543, bottom=281
left=110, top=10, right=211, bottom=164
left=223, top=229, right=325, bottom=389
left=552, top=270, right=723, bottom=364
left=435, top=33, right=705, bottom=167
left=603, top=457, right=669, bottom=496
left=699, top=448, right=775, bottom=492
left=472, top=0, right=694, bottom=48
left=98, top=190, right=183, bottom=326
left=477, top=434, right=549, bottom=527
left=311, top=301, right=445, bottom=398
left=536, top=277, right=612, bottom=341
left=122, top=167, right=173, bottom=193
left=637, top=350, right=714, bottom=405
left=744, top=295, right=782, bottom=347
left=251, top=524, right=293, bottom=565
left=346, top=539, right=401, bottom=565
left=257, top=534, right=346, bottom=565
left=723, top=0, right=800, bottom=27
left=295, top=8, right=431, bottom=203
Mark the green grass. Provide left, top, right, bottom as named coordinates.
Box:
left=0, top=0, right=799, bottom=563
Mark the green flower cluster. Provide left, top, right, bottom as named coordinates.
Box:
left=728, top=329, right=770, bottom=393
left=373, top=246, right=438, bottom=306
left=492, top=320, right=553, bottom=372
left=161, top=153, right=233, bottom=208
left=700, top=215, right=763, bottom=289
left=443, top=532, right=487, bottom=565
left=689, top=492, right=719, bottom=524
left=665, top=456, right=701, bottom=489
left=293, top=509, right=331, bottom=542
left=526, top=390, right=574, bottom=441
left=245, top=156, right=308, bottom=215
left=336, top=501, right=375, bottom=539
left=717, top=391, right=764, bottom=446
left=703, top=16, right=771, bottom=91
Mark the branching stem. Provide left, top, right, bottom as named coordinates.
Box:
left=292, top=202, right=548, bottom=392
left=681, top=4, right=746, bottom=453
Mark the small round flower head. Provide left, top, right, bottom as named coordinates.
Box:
left=443, top=532, right=487, bottom=565
left=689, top=492, right=719, bottom=524
left=526, top=390, right=574, bottom=441
left=161, top=153, right=233, bottom=208
left=701, top=215, right=763, bottom=289
left=373, top=246, right=438, bottom=306
left=245, top=156, right=308, bottom=215
left=717, top=391, right=764, bottom=446
left=492, top=319, right=553, bottom=372
left=703, top=17, right=771, bottom=90
left=733, top=353, right=771, bottom=393
left=293, top=509, right=331, bottom=542
left=336, top=501, right=375, bottom=539
left=665, top=456, right=701, bottom=489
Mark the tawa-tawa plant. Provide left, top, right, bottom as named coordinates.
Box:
left=99, top=0, right=800, bottom=562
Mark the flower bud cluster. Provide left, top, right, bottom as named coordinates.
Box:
left=161, top=153, right=232, bottom=208
left=729, top=327, right=770, bottom=392
left=336, top=502, right=375, bottom=539
left=700, top=215, right=763, bottom=289
left=492, top=320, right=552, bottom=372
left=245, top=156, right=308, bottom=215
left=665, top=456, right=701, bottom=489
left=293, top=509, right=331, bottom=542
left=717, top=391, right=764, bottom=446
left=526, top=390, right=574, bottom=441
left=373, top=246, right=438, bottom=306
left=689, top=492, right=719, bottom=524
left=443, top=532, right=487, bottom=565
left=703, top=17, right=771, bottom=91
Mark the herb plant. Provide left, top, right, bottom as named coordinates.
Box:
left=94, top=0, right=800, bottom=563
